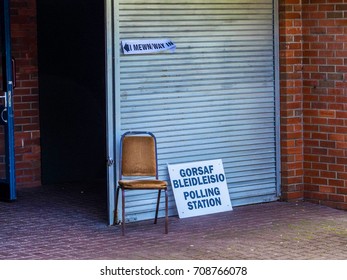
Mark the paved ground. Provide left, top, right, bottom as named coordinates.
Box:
left=0, top=183, right=346, bottom=260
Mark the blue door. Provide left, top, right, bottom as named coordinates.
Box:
left=0, top=0, right=16, bottom=201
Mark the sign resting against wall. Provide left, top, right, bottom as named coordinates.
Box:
left=121, top=39, right=176, bottom=55
left=168, top=159, right=232, bottom=218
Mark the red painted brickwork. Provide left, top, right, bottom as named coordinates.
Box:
left=301, top=0, right=347, bottom=210
left=11, top=0, right=41, bottom=187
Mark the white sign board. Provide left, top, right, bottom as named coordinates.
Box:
left=121, top=39, right=176, bottom=55
left=168, top=159, right=232, bottom=218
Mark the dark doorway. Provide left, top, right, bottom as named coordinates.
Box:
left=37, top=1, right=106, bottom=185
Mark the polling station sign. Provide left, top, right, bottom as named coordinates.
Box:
left=121, top=39, right=176, bottom=55
left=168, top=159, right=232, bottom=218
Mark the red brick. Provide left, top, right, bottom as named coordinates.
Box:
left=337, top=187, right=347, bottom=195
left=8, top=0, right=40, bottom=188
left=319, top=110, right=335, bottom=118
left=328, top=194, right=345, bottom=202
left=336, top=111, right=347, bottom=118
left=281, top=191, right=304, bottom=200
left=329, top=179, right=345, bottom=187
left=312, top=162, right=328, bottom=170
left=319, top=186, right=336, bottom=193
left=337, top=158, right=347, bottom=165
left=311, top=177, right=328, bottom=185
left=306, top=192, right=328, bottom=201
left=336, top=4, right=347, bottom=10
left=327, top=12, right=344, bottom=18
left=329, top=164, right=344, bottom=172
left=327, top=27, right=344, bottom=34
left=320, top=156, right=336, bottom=164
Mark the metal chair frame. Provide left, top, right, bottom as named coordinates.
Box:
left=115, top=131, right=168, bottom=235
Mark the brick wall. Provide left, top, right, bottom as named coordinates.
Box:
left=280, top=0, right=347, bottom=210
left=301, top=0, right=347, bottom=209
left=11, top=0, right=41, bottom=187
left=279, top=0, right=305, bottom=200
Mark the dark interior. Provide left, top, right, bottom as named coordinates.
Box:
left=37, top=1, right=106, bottom=185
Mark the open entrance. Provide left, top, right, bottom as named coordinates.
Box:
left=37, top=1, right=106, bottom=213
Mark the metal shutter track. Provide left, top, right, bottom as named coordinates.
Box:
left=116, top=0, right=278, bottom=222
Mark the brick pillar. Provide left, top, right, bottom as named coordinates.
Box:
left=302, top=0, right=347, bottom=209
left=279, top=0, right=305, bottom=200
left=11, top=0, right=41, bottom=187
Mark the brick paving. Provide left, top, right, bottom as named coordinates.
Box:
left=0, top=183, right=346, bottom=260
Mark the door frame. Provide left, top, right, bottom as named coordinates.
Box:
left=0, top=0, right=16, bottom=201
left=105, top=0, right=117, bottom=225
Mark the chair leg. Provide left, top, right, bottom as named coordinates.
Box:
left=154, top=189, right=161, bottom=224
left=165, top=189, right=168, bottom=234
left=114, top=187, right=120, bottom=225
left=121, top=188, right=125, bottom=236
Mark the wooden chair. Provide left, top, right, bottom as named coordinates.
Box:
left=115, top=131, right=168, bottom=235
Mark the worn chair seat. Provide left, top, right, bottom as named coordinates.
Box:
left=119, top=179, right=167, bottom=189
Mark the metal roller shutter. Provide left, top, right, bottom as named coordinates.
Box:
left=114, top=0, right=280, bottom=222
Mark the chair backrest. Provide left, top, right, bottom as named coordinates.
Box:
left=120, top=131, right=158, bottom=178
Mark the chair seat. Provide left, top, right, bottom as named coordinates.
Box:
left=119, top=179, right=167, bottom=189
